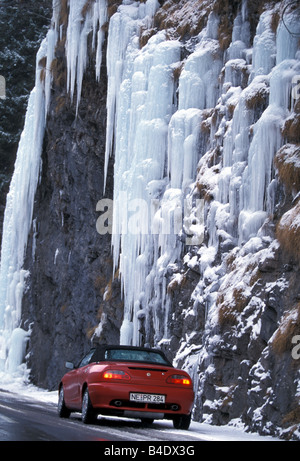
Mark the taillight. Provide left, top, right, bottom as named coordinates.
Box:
left=167, top=374, right=191, bottom=386
left=103, top=370, right=131, bottom=381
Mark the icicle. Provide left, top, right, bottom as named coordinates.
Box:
left=178, top=43, right=222, bottom=111
left=65, top=0, right=108, bottom=114
left=238, top=59, right=300, bottom=243
left=104, top=3, right=180, bottom=344
left=104, top=0, right=161, bottom=191
left=104, top=4, right=141, bottom=191
left=44, top=28, right=58, bottom=117
left=0, top=0, right=66, bottom=375
left=94, top=0, right=108, bottom=81
left=108, top=5, right=229, bottom=346
left=276, top=6, right=300, bottom=64
left=65, top=0, right=86, bottom=103
left=0, top=35, right=49, bottom=373
left=250, top=10, right=276, bottom=80
left=168, top=109, right=202, bottom=189
left=6, top=327, right=30, bottom=375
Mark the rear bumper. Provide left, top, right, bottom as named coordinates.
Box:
left=88, top=382, right=194, bottom=417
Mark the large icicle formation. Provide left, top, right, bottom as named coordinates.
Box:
left=0, top=0, right=108, bottom=375
left=66, top=0, right=107, bottom=113
left=105, top=0, right=214, bottom=345
left=0, top=32, right=51, bottom=375
left=103, top=0, right=300, bottom=350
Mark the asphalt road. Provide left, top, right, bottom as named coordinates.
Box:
left=0, top=389, right=205, bottom=442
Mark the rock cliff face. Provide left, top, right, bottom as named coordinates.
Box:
left=10, top=0, right=300, bottom=439
left=22, top=36, right=123, bottom=389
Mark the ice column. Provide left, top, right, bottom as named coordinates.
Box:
left=276, top=5, right=300, bottom=64
left=104, top=1, right=179, bottom=344
left=0, top=0, right=69, bottom=373
left=0, top=38, right=49, bottom=373
left=251, top=10, right=276, bottom=79
left=65, top=0, right=107, bottom=114
left=109, top=9, right=224, bottom=346
left=115, top=34, right=181, bottom=345
left=168, top=109, right=202, bottom=190
left=104, top=1, right=150, bottom=189
left=238, top=10, right=300, bottom=242
left=94, top=0, right=108, bottom=81
left=178, top=22, right=222, bottom=110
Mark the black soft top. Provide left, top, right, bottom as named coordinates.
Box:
left=90, top=344, right=173, bottom=367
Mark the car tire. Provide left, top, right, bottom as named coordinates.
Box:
left=81, top=388, right=96, bottom=424
left=58, top=387, right=71, bottom=419
left=173, top=413, right=191, bottom=430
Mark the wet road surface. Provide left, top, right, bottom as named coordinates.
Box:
left=0, top=389, right=204, bottom=442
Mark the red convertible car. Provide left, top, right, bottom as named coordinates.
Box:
left=58, top=345, right=194, bottom=430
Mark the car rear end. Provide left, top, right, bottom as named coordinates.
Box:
left=87, top=362, right=194, bottom=421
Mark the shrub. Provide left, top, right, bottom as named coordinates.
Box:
left=218, top=287, right=250, bottom=327
left=271, top=303, right=300, bottom=355
left=282, top=115, right=300, bottom=144
left=275, top=144, right=300, bottom=195
left=276, top=201, right=300, bottom=264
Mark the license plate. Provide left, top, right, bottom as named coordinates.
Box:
left=130, top=393, right=165, bottom=404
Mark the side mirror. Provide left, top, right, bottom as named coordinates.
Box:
left=65, top=361, right=74, bottom=370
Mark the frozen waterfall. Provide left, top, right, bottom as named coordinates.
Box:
left=103, top=1, right=300, bottom=347
left=0, top=0, right=299, bottom=382
left=0, top=45, right=47, bottom=374
left=0, top=0, right=108, bottom=375
left=105, top=7, right=223, bottom=345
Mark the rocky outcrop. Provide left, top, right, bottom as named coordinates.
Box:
left=172, top=240, right=300, bottom=438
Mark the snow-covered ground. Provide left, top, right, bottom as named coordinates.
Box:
left=0, top=372, right=280, bottom=441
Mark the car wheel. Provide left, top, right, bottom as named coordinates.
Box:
left=58, top=387, right=71, bottom=418
left=173, top=413, right=191, bottom=430
left=81, top=388, right=96, bottom=424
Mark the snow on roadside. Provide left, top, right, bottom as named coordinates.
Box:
left=0, top=370, right=58, bottom=405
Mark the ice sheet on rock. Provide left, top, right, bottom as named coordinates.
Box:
left=238, top=57, right=300, bottom=242
left=178, top=41, right=222, bottom=111
left=168, top=109, right=202, bottom=189
left=250, top=10, right=276, bottom=79
left=276, top=6, right=300, bottom=64
left=104, top=0, right=161, bottom=190
left=105, top=8, right=182, bottom=344
left=108, top=5, right=229, bottom=345
left=0, top=36, right=49, bottom=373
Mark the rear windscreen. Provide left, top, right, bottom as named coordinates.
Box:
left=104, top=348, right=170, bottom=365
